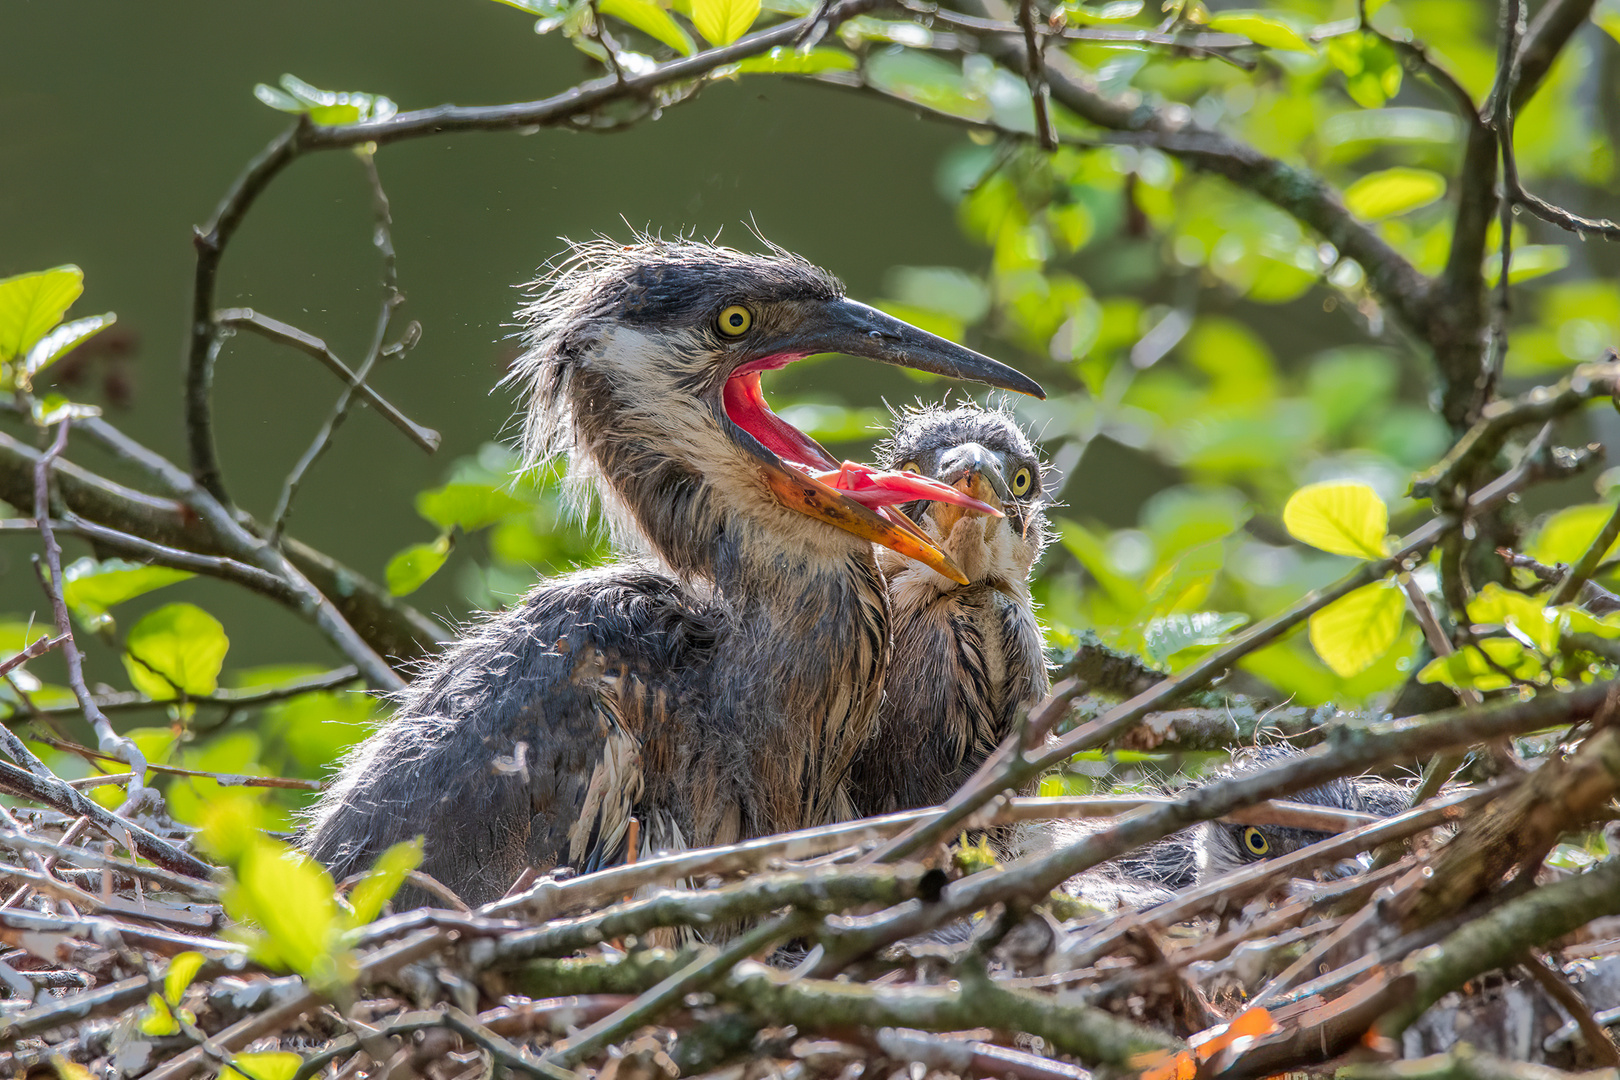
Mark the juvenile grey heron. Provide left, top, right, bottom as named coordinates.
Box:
left=301, top=240, right=1043, bottom=904
left=847, top=402, right=1052, bottom=818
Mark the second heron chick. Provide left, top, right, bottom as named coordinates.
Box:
left=847, top=402, right=1052, bottom=817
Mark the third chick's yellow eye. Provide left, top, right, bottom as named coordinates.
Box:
left=1011, top=466, right=1034, bottom=497
left=717, top=304, right=753, bottom=336
left=901, top=461, right=922, bottom=474
left=1242, top=826, right=1269, bottom=856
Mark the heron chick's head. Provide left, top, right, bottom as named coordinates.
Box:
left=509, top=238, right=1043, bottom=583
left=878, top=401, right=1051, bottom=590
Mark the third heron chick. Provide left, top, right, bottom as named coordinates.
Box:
left=847, top=402, right=1052, bottom=817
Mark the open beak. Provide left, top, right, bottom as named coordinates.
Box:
left=724, top=298, right=1044, bottom=583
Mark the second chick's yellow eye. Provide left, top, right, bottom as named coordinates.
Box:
left=901, top=462, right=922, bottom=474
left=1011, top=466, right=1034, bottom=497
left=1242, top=826, right=1269, bottom=856
left=717, top=305, right=753, bottom=336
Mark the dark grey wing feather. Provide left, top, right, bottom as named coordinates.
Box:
left=301, top=561, right=716, bottom=906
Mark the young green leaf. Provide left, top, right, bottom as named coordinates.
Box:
left=734, top=46, right=857, bottom=73
left=163, top=951, right=208, bottom=1004
left=599, top=0, right=696, bottom=54
left=1527, top=503, right=1620, bottom=566
left=61, top=558, right=193, bottom=618
left=20, top=313, right=115, bottom=391
left=416, top=482, right=529, bottom=533
left=231, top=840, right=340, bottom=983
left=138, top=993, right=181, bottom=1037
left=1343, top=167, right=1447, bottom=221
left=1282, top=480, right=1389, bottom=560
left=691, top=0, right=760, bottom=45
left=385, top=535, right=453, bottom=596
left=121, top=603, right=230, bottom=700
left=0, top=266, right=83, bottom=364
left=1308, top=579, right=1404, bottom=677
left=228, top=1053, right=305, bottom=1080
left=1418, top=639, right=1540, bottom=692
left=1468, top=582, right=1558, bottom=654
left=345, top=838, right=424, bottom=927
left=1206, top=12, right=1313, bottom=52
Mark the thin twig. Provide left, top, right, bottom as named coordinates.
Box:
left=216, top=309, right=435, bottom=454
left=1016, top=0, right=1056, bottom=150
left=30, top=422, right=150, bottom=801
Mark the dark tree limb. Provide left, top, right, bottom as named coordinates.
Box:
left=0, top=425, right=443, bottom=668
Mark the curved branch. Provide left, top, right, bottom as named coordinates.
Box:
left=0, top=427, right=444, bottom=666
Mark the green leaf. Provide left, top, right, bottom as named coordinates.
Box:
left=1206, top=12, right=1313, bottom=52
left=345, top=838, right=424, bottom=927
left=864, top=50, right=988, bottom=122
left=386, top=535, right=453, bottom=596
left=19, top=313, right=115, bottom=391
left=416, top=482, right=529, bottom=533
left=599, top=0, right=696, bottom=53
left=0, top=266, right=83, bottom=364
left=164, top=951, right=207, bottom=1004
left=61, top=558, right=193, bottom=618
left=1343, top=167, right=1447, bottom=221
left=734, top=46, right=856, bottom=73
left=1485, top=244, right=1570, bottom=286
left=1527, top=503, right=1620, bottom=566
left=1282, top=480, right=1389, bottom=560
left=1308, top=579, right=1404, bottom=678
left=229, top=839, right=340, bottom=982
left=1418, top=639, right=1541, bottom=692
left=228, top=1053, right=304, bottom=1080
left=691, top=0, right=759, bottom=44
left=121, top=603, right=229, bottom=700
left=1065, top=0, right=1143, bottom=21
left=138, top=993, right=180, bottom=1037
left=1468, top=582, right=1557, bottom=654
left=253, top=75, right=397, bottom=124
left=1143, top=611, right=1248, bottom=663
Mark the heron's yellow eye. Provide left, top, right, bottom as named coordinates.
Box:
left=901, top=462, right=922, bottom=474
left=717, top=305, right=753, bottom=337
left=1011, top=466, right=1034, bottom=497
left=1242, top=827, right=1269, bottom=856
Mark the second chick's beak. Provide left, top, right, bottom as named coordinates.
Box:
left=924, top=441, right=1010, bottom=537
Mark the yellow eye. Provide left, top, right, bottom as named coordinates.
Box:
left=1011, top=467, right=1034, bottom=497
left=901, top=461, right=922, bottom=474
left=1242, top=827, right=1269, bottom=856
left=717, top=305, right=753, bottom=337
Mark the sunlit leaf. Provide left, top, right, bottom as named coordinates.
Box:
left=1418, top=638, right=1542, bottom=691
left=61, top=558, right=193, bottom=618
left=1282, top=481, right=1389, bottom=560
left=599, top=0, right=696, bottom=54
left=1342, top=167, right=1447, bottom=221
left=1143, top=611, right=1248, bottom=663
left=164, top=951, right=207, bottom=1004
left=416, top=483, right=529, bottom=533
left=1308, top=579, right=1404, bottom=677
left=1468, top=582, right=1557, bottom=653
left=1206, top=12, right=1313, bottom=52
left=1527, top=503, right=1620, bottom=566
left=19, top=313, right=115, bottom=391
left=386, top=535, right=453, bottom=596
left=228, top=1053, right=304, bottom=1080
left=691, top=0, right=759, bottom=45
left=253, top=74, right=397, bottom=123
left=346, top=838, right=424, bottom=927
left=122, top=603, right=229, bottom=700
left=864, top=50, right=988, bottom=122
left=0, top=266, right=83, bottom=364
left=1485, top=244, right=1570, bottom=286
left=231, top=839, right=340, bottom=982
left=1065, top=0, right=1142, bottom=20
left=138, top=993, right=180, bottom=1037
left=734, top=45, right=854, bottom=73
